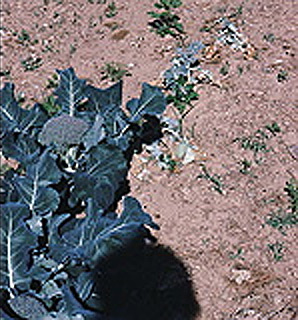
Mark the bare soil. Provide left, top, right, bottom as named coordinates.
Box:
left=1, top=0, right=297, bottom=319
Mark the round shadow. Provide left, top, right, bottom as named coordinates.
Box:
left=94, top=242, right=200, bottom=320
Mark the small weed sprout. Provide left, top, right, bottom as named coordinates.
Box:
left=228, top=248, right=245, bottom=260
left=105, top=1, right=118, bottom=18
left=40, top=95, right=61, bottom=116
left=234, top=122, right=281, bottom=164
left=101, top=62, right=131, bottom=82
left=197, top=165, right=224, bottom=194
left=267, top=241, right=284, bottom=262
left=277, top=69, right=288, bottom=82
left=21, top=56, right=43, bottom=72
left=219, top=62, right=229, bottom=76
left=45, top=73, right=59, bottom=89
left=265, top=179, right=297, bottom=235
left=239, top=158, right=252, bottom=175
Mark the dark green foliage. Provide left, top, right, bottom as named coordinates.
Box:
left=285, top=179, right=298, bottom=214
left=105, top=1, right=118, bottom=18
left=148, top=0, right=184, bottom=38
left=0, top=67, right=167, bottom=319
left=265, top=179, right=297, bottom=235
left=167, top=75, right=199, bottom=114
left=21, top=56, right=43, bottom=71
left=40, top=95, right=61, bottom=116
left=267, top=241, right=284, bottom=262
left=163, top=41, right=204, bottom=120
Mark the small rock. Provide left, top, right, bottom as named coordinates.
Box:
left=231, top=268, right=251, bottom=285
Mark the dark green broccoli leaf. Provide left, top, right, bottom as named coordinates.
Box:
left=85, top=80, right=122, bottom=113
left=49, top=196, right=159, bottom=268
left=69, top=143, right=127, bottom=210
left=2, top=133, right=40, bottom=166
left=83, top=114, right=106, bottom=151
left=0, top=83, right=48, bottom=135
left=13, top=151, right=62, bottom=215
left=0, top=203, right=35, bottom=292
left=127, top=83, right=166, bottom=123
left=54, top=68, right=87, bottom=117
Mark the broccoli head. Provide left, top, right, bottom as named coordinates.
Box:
left=38, top=114, right=89, bottom=151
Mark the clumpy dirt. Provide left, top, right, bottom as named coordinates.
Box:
left=1, top=0, right=297, bottom=319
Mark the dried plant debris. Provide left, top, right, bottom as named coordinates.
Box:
left=218, top=19, right=255, bottom=57
left=163, top=41, right=212, bottom=89
left=202, top=18, right=256, bottom=60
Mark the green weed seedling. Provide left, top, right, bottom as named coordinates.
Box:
left=45, top=73, right=59, bottom=89
left=101, top=62, right=131, bottom=82
left=197, top=165, right=224, bottom=194
left=285, top=178, right=298, bottom=213
left=228, top=247, right=245, bottom=260
left=17, top=29, right=30, bottom=45
left=277, top=69, right=288, bottom=82
left=148, top=0, right=185, bottom=39
left=238, top=158, right=253, bottom=175
left=234, top=122, right=281, bottom=164
left=15, top=29, right=38, bottom=47
left=21, top=56, right=43, bottom=72
left=88, top=0, right=107, bottom=3
left=105, top=1, right=118, bottom=18
left=158, top=153, right=178, bottom=172
left=267, top=241, right=284, bottom=262
left=263, top=33, right=275, bottom=43
left=219, top=62, right=229, bottom=76
left=0, top=163, right=11, bottom=176
left=265, top=179, right=297, bottom=235
left=265, top=209, right=297, bottom=236
left=0, top=69, right=11, bottom=78
left=40, top=95, right=61, bottom=116
left=166, top=75, right=199, bottom=115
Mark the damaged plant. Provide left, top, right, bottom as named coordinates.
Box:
left=0, top=68, right=167, bottom=319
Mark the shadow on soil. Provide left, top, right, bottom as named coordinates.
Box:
left=95, top=241, right=201, bottom=320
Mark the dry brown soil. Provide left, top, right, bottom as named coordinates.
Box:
left=1, top=0, right=297, bottom=319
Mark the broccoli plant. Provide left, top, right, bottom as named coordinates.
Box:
left=0, top=68, right=167, bottom=319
